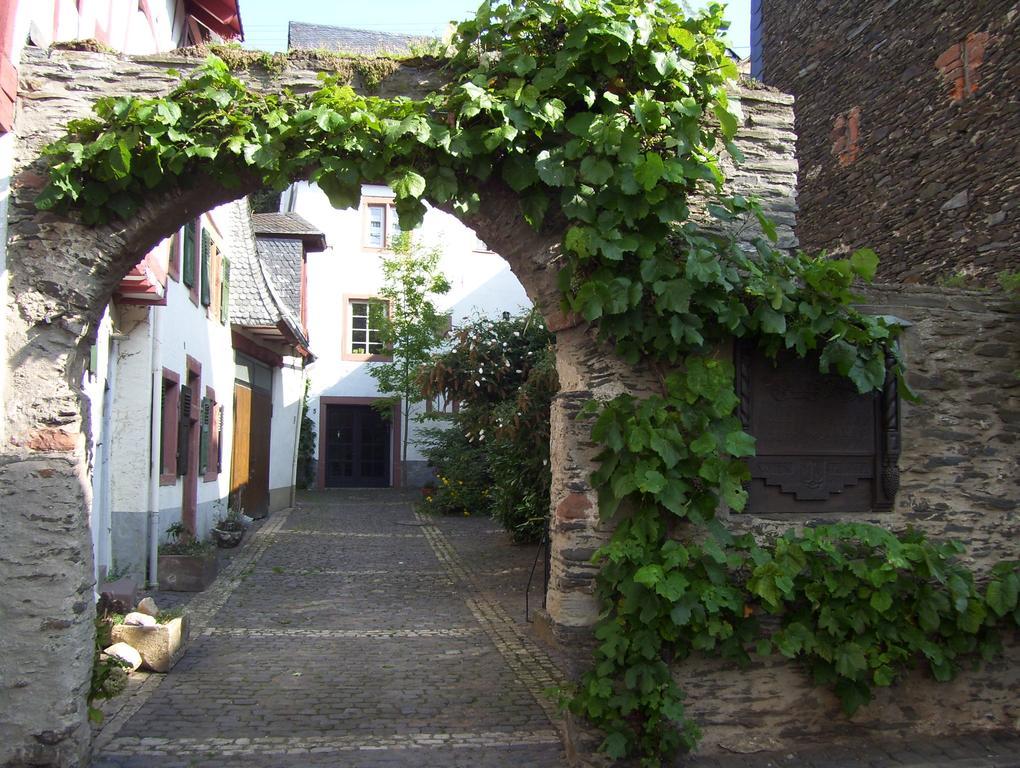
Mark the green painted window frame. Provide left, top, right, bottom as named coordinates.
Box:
left=182, top=220, right=196, bottom=287
left=200, top=230, right=212, bottom=307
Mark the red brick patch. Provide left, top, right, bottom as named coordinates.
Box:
left=937, top=31, right=990, bottom=104
left=830, top=106, right=861, bottom=167
left=26, top=428, right=77, bottom=452
left=555, top=492, right=592, bottom=520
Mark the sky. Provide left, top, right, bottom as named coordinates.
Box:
left=239, top=0, right=752, bottom=57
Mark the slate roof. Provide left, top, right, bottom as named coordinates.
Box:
left=251, top=212, right=322, bottom=237
left=227, top=199, right=311, bottom=355
left=287, top=21, right=430, bottom=56
left=251, top=212, right=327, bottom=251
left=255, top=237, right=303, bottom=321
left=227, top=198, right=276, bottom=327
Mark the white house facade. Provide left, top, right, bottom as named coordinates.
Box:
left=285, top=182, right=532, bottom=488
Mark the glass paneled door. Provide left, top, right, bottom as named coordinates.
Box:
left=324, top=404, right=391, bottom=487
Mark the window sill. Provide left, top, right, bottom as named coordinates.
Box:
left=159, top=474, right=177, bottom=487
left=341, top=352, right=393, bottom=363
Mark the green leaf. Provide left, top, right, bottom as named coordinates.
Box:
left=655, top=571, right=689, bottom=601
left=634, top=152, right=665, bottom=191
left=723, top=431, right=755, bottom=458
left=602, top=731, right=629, bottom=759
left=869, top=590, right=893, bottom=613
left=850, top=248, right=879, bottom=282
left=511, top=54, right=537, bottom=75
left=633, top=564, right=664, bottom=587
left=713, top=102, right=740, bottom=140
left=519, top=191, right=549, bottom=229
left=535, top=150, right=571, bottom=186
left=637, top=469, right=666, bottom=494
left=580, top=156, right=614, bottom=185
left=107, top=140, right=131, bottom=179
left=502, top=155, right=539, bottom=192
left=391, top=170, right=427, bottom=199
left=834, top=643, right=868, bottom=678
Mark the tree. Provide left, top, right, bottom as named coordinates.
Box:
left=370, top=232, right=451, bottom=486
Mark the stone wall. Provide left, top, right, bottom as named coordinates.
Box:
left=543, top=82, right=798, bottom=638
left=1, top=48, right=801, bottom=766
left=758, top=0, right=1020, bottom=284
left=680, top=285, right=1020, bottom=755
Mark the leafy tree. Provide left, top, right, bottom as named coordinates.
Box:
left=370, top=232, right=451, bottom=485
left=295, top=378, right=316, bottom=489
left=419, top=310, right=557, bottom=541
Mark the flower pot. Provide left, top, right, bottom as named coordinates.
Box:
left=157, top=551, right=218, bottom=592
left=111, top=615, right=190, bottom=672
left=211, top=525, right=244, bottom=548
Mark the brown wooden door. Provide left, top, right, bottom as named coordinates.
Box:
left=247, top=389, right=271, bottom=516
left=230, top=383, right=251, bottom=509
left=231, top=383, right=272, bottom=518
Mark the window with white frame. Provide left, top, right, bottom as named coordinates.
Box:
left=349, top=299, right=387, bottom=355
left=364, top=201, right=404, bottom=249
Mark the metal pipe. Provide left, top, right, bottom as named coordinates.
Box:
left=288, top=360, right=308, bottom=509
left=146, top=305, right=163, bottom=587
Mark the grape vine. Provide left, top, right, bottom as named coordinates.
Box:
left=36, top=1, right=1019, bottom=765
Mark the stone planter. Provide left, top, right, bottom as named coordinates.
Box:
left=111, top=616, right=190, bottom=672
left=157, top=551, right=218, bottom=592
left=211, top=525, right=244, bottom=548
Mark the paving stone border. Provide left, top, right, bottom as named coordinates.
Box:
left=101, top=729, right=564, bottom=757
left=415, top=510, right=569, bottom=732
left=203, top=627, right=483, bottom=639
left=276, top=530, right=426, bottom=538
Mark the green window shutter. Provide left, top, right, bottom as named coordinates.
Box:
left=199, top=397, right=211, bottom=475
left=220, top=258, right=230, bottom=324
left=177, top=384, right=192, bottom=476
left=182, top=221, right=196, bottom=287
left=200, top=230, right=212, bottom=307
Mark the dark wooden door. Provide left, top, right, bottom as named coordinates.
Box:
left=230, top=383, right=271, bottom=518
left=324, top=404, right=390, bottom=487
left=735, top=343, right=899, bottom=515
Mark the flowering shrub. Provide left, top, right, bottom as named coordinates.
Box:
left=418, top=310, right=557, bottom=542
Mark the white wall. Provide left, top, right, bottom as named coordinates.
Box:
left=85, top=306, right=114, bottom=584
left=102, top=203, right=239, bottom=580
left=107, top=305, right=155, bottom=579
left=155, top=203, right=236, bottom=539
left=268, top=357, right=306, bottom=509
left=291, top=182, right=531, bottom=483
left=21, top=0, right=185, bottom=54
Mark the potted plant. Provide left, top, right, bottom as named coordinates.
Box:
left=157, top=522, right=217, bottom=592
left=211, top=506, right=245, bottom=548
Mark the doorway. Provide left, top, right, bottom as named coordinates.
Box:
left=322, top=403, right=392, bottom=487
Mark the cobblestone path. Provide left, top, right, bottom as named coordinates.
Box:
left=91, top=490, right=1020, bottom=768
left=92, top=491, right=569, bottom=767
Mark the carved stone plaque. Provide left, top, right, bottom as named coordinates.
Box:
left=734, top=342, right=900, bottom=515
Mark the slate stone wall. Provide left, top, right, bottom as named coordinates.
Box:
left=685, top=285, right=1020, bottom=754
left=759, top=1, right=1020, bottom=284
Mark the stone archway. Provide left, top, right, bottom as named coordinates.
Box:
left=1, top=48, right=797, bottom=766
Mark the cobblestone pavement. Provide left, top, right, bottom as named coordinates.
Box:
left=92, top=490, right=568, bottom=767
left=92, top=490, right=1020, bottom=768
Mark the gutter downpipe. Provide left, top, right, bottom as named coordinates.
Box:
left=288, top=359, right=308, bottom=508
left=146, top=304, right=163, bottom=587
